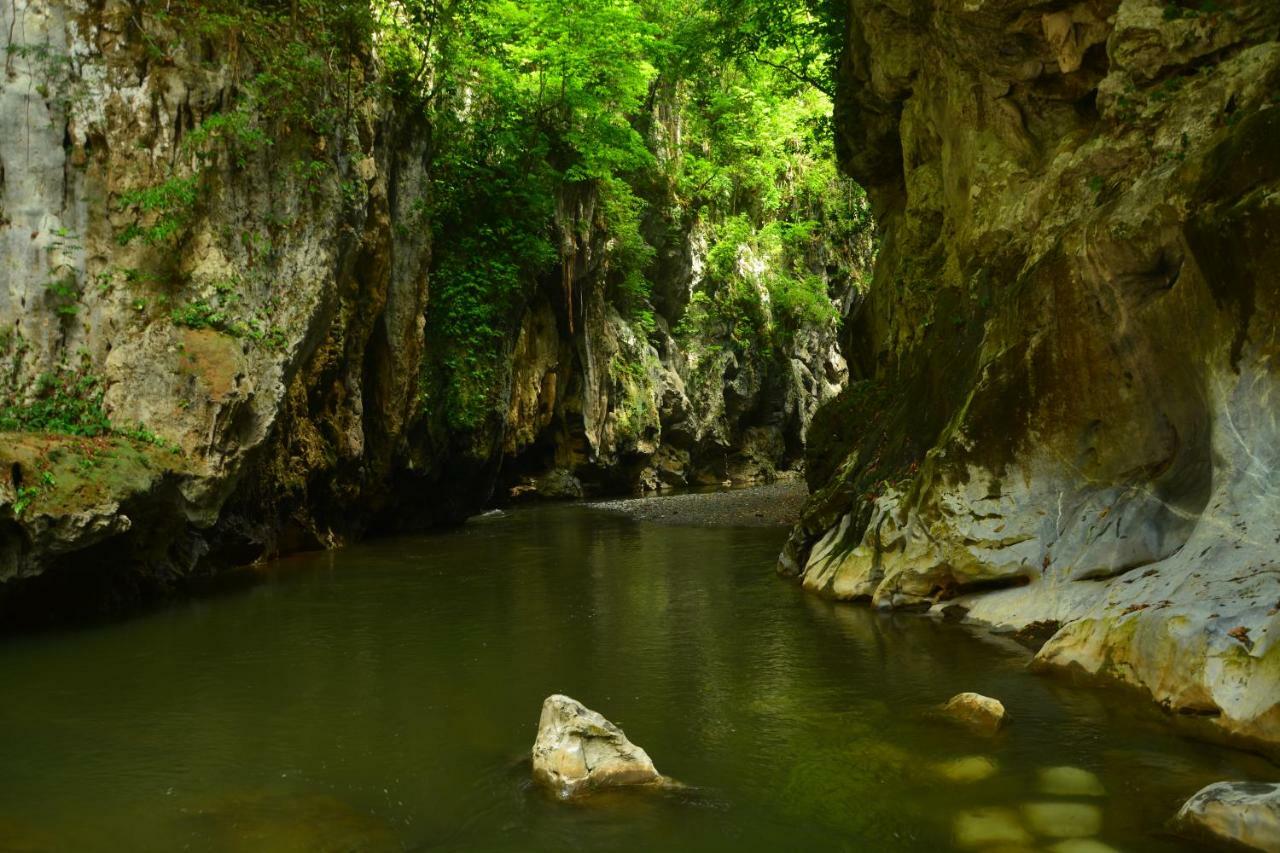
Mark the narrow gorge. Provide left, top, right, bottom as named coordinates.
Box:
left=1, top=1, right=1278, bottom=851
left=0, top=0, right=867, bottom=622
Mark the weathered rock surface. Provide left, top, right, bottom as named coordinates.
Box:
left=531, top=695, right=663, bottom=799
left=787, top=0, right=1280, bottom=752
left=939, top=692, right=1009, bottom=735
left=1174, top=781, right=1280, bottom=852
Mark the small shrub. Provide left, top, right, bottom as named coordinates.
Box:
left=116, top=175, right=201, bottom=246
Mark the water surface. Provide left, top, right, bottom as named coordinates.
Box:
left=0, top=501, right=1272, bottom=851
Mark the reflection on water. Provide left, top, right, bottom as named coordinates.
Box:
left=0, top=503, right=1271, bottom=851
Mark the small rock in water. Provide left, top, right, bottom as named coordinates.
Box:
left=939, top=692, right=1009, bottom=735
left=1037, top=766, right=1106, bottom=798
left=953, top=807, right=1033, bottom=849
left=1022, top=802, right=1103, bottom=838
left=531, top=694, right=663, bottom=799
left=1174, top=781, right=1280, bottom=852
left=936, top=755, right=999, bottom=784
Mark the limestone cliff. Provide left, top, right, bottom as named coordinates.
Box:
left=0, top=0, right=447, bottom=619
left=787, top=0, right=1280, bottom=753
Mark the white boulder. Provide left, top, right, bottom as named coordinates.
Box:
left=531, top=695, right=662, bottom=799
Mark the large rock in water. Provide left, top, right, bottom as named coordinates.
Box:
left=1175, top=781, right=1280, bottom=852
left=783, top=0, right=1280, bottom=753
left=531, top=695, right=662, bottom=799
left=938, top=692, right=1009, bottom=735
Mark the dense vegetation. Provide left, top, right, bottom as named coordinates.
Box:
left=399, top=0, right=869, bottom=432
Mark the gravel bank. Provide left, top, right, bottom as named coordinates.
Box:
left=590, top=475, right=809, bottom=528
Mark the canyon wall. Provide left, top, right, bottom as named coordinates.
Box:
left=0, top=0, right=865, bottom=623
left=787, top=0, right=1280, bottom=754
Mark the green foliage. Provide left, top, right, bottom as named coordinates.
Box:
left=115, top=0, right=384, bottom=247
left=1162, top=0, right=1220, bottom=20
left=0, top=368, right=180, bottom=454
left=697, top=0, right=846, bottom=97
left=155, top=0, right=378, bottom=136
left=410, top=0, right=864, bottom=431
left=170, top=278, right=287, bottom=348
left=116, top=175, right=201, bottom=246
left=609, top=350, right=659, bottom=445
left=13, top=486, right=41, bottom=518
left=183, top=108, right=272, bottom=168
left=600, top=175, right=657, bottom=317
left=418, top=0, right=669, bottom=431
left=0, top=371, right=113, bottom=437
left=44, top=271, right=81, bottom=316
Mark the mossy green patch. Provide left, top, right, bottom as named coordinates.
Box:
left=0, top=434, right=184, bottom=520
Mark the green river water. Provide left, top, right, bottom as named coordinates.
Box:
left=0, top=500, right=1272, bottom=852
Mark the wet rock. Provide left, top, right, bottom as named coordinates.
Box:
left=939, top=693, right=1009, bottom=735
left=953, top=807, right=1033, bottom=849
left=535, top=469, right=585, bottom=500
left=1174, top=781, right=1280, bottom=852
left=935, top=755, right=999, bottom=784
left=531, top=694, right=662, bottom=799
left=1022, top=802, right=1103, bottom=839
left=1037, top=767, right=1106, bottom=798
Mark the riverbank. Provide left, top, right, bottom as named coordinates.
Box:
left=591, top=475, right=809, bottom=528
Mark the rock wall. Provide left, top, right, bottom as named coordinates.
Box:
left=786, top=0, right=1280, bottom=754
left=0, top=0, right=442, bottom=620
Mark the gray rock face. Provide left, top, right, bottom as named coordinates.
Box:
left=788, top=0, right=1280, bottom=753
left=1175, top=781, right=1280, bottom=852
left=531, top=695, right=662, bottom=799
left=0, top=0, right=436, bottom=611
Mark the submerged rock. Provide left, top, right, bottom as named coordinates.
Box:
left=1022, top=802, right=1103, bottom=839
left=1037, top=767, right=1106, bottom=798
left=531, top=695, right=663, bottom=799
left=935, top=755, right=999, bottom=784
left=1174, top=781, right=1280, bottom=852
left=938, top=693, right=1009, bottom=735
left=1048, top=840, right=1122, bottom=853
left=953, top=807, right=1033, bottom=849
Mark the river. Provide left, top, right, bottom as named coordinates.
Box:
left=0, top=498, right=1271, bottom=851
